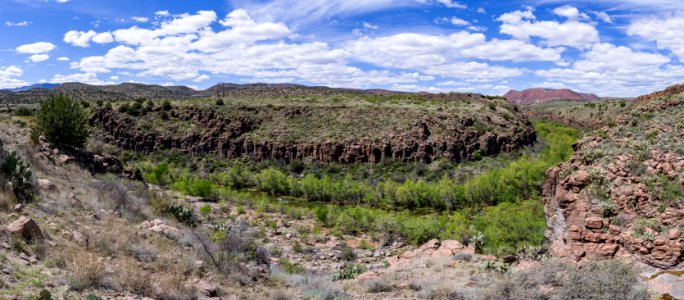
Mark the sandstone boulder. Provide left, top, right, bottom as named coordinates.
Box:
left=7, top=216, right=44, bottom=242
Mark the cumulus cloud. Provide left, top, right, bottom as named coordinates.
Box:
left=0, top=65, right=27, bottom=89
left=450, top=17, right=469, bottom=26
left=435, top=0, right=466, bottom=9
left=498, top=6, right=599, bottom=49
left=536, top=43, right=679, bottom=96
left=64, top=30, right=113, bottom=47
left=345, top=31, right=564, bottom=69
left=49, top=72, right=113, bottom=85
left=627, top=13, right=684, bottom=61
left=70, top=10, right=434, bottom=88
left=28, top=54, right=50, bottom=62
left=16, top=42, right=56, bottom=54
left=57, top=56, right=70, bottom=61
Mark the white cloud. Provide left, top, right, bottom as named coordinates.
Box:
left=192, top=10, right=289, bottom=52
left=536, top=43, right=679, bottom=96
left=450, top=17, right=469, bottom=26
left=155, top=10, right=170, bottom=17
left=498, top=6, right=599, bottom=49
left=92, top=32, right=114, bottom=44
left=363, top=22, right=378, bottom=30
left=50, top=73, right=113, bottom=85
left=57, top=56, right=70, bottom=61
left=232, top=0, right=423, bottom=24
left=28, top=54, right=50, bottom=62
left=56, top=0, right=69, bottom=3
left=4, top=21, right=31, bottom=27
left=72, top=9, right=430, bottom=89
left=460, top=39, right=564, bottom=62
left=345, top=31, right=564, bottom=69
left=63, top=30, right=113, bottom=47
left=591, top=11, right=612, bottom=23
left=16, top=42, right=56, bottom=54
left=552, top=5, right=590, bottom=21
left=0, top=65, right=27, bottom=89
left=113, top=10, right=217, bottom=46
left=435, top=0, right=466, bottom=9
left=132, top=16, right=149, bottom=23
left=627, top=13, right=684, bottom=61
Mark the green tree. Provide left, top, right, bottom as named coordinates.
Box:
left=35, top=94, right=89, bottom=148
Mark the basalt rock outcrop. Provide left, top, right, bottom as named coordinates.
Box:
left=544, top=84, right=684, bottom=269
left=90, top=98, right=536, bottom=164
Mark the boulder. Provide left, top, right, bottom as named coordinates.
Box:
left=7, top=216, right=44, bottom=242
left=140, top=219, right=183, bottom=240
left=71, top=231, right=88, bottom=247
left=37, top=179, right=55, bottom=191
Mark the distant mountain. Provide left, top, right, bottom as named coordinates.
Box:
left=504, top=88, right=599, bottom=105
left=7, top=83, right=59, bottom=92
left=0, top=82, right=413, bottom=106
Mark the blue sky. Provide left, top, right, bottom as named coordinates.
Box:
left=1, top=0, right=683, bottom=96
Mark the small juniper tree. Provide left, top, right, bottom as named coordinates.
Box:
left=35, top=94, right=89, bottom=148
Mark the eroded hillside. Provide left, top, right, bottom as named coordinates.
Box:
left=90, top=93, right=535, bottom=164
left=544, top=84, right=684, bottom=268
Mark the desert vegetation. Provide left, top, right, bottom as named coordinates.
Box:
left=126, top=120, right=576, bottom=255
left=1, top=84, right=674, bottom=299
left=33, top=94, right=89, bottom=148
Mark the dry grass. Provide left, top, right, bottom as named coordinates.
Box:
left=66, top=248, right=106, bottom=291
left=154, top=263, right=197, bottom=300
left=115, top=257, right=155, bottom=296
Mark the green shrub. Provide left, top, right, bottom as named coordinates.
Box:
left=13, top=106, right=33, bottom=116
left=35, top=94, right=89, bottom=148
left=145, top=163, right=169, bottom=185
left=341, top=245, right=356, bottom=261
left=402, top=216, right=441, bottom=245
left=118, top=103, right=129, bottom=113
left=333, top=264, right=365, bottom=281
left=162, top=100, right=172, bottom=111
left=199, top=205, right=212, bottom=216
left=216, top=99, right=224, bottom=106
left=280, top=258, right=304, bottom=274
left=165, top=203, right=197, bottom=227
left=255, top=168, right=290, bottom=196
left=127, top=102, right=143, bottom=116
left=473, top=200, right=546, bottom=256
left=189, top=179, right=214, bottom=198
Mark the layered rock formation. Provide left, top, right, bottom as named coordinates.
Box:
left=505, top=88, right=599, bottom=105
left=544, top=84, right=684, bottom=268
left=90, top=97, right=536, bottom=164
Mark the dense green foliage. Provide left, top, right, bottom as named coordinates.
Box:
left=135, top=121, right=578, bottom=255
left=13, top=106, right=33, bottom=116
left=246, top=121, right=577, bottom=211
left=35, top=94, right=89, bottom=148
